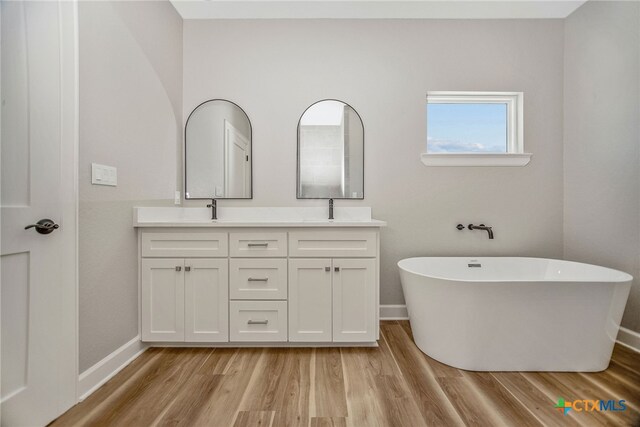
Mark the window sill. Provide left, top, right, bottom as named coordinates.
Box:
left=420, top=153, right=532, bottom=167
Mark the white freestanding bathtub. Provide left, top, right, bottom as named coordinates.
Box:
left=398, top=257, right=632, bottom=372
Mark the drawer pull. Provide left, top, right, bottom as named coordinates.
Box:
left=325, top=266, right=331, bottom=272
left=248, top=277, right=269, bottom=282
left=247, top=242, right=269, bottom=247
left=247, top=319, right=269, bottom=325
left=335, top=267, right=340, bottom=272
left=185, top=266, right=191, bottom=272
left=175, top=266, right=182, bottom=272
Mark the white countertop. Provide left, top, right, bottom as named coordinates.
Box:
left=133, top=207, right=387, bottom=228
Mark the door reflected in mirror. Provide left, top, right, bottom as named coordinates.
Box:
left=297, top=100, right=364, bottom=199
left=185, top=99, right=252, bottom=199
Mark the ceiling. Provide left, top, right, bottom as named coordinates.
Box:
left=170, top=0, right=587, bottom=20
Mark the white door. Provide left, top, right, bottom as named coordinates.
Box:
left=333, top=259, right=376, bottom=342
left=141, top=259, right=185, bottom=342
left=184, top=258, right=228, bottom=342
left=224, top=120, right=250, bottom=198
left=288, top=259, right=332, bottom=342
left=1, top=1, right=78, bottom=426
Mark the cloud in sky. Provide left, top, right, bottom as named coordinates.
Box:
left=427, top=137, right=488, bottom=153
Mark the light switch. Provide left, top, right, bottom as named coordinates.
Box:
left=91, top=163, right=117, bottom=186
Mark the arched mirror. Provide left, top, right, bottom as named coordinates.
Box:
left=185, top=99, right=252, bottom=199
left=297, top=100, right=364, bottom=199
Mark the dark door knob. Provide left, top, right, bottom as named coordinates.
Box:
left=25, top=219, right=59, bottom=235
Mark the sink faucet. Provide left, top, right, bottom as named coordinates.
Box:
left=207, top=198, right=217, bottom=220
left=329, top=198, right=334, bottom=220
left=468, top=223, right=494, bottom=239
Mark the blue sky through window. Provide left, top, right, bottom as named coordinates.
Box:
left=427, top=103, right=508, bottom=153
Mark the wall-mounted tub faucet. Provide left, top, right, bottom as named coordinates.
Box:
left=207, top=198, right=217, bottom=220
left=468, top=223, right=494, bottom=239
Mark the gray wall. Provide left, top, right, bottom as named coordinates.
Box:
left=79, top=0, right=182, bottom=371
left=563, top=1, right=640, bottom=333
left=76, top=4, right=640, bottom=372
left=183, top=19, right=566, bottom=305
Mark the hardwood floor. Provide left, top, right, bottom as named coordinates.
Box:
left=52, top=321, right=640, bottom=427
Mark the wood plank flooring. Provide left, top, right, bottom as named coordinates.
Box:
left=52, top=321, right=640, bottom=427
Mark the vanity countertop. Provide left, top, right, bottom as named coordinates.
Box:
left=133, top=207, right=387, bottom=228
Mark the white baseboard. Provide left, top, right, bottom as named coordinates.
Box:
left=616, top=327, right=640, bottom=353
left=380, top=304, right=408, bottom=320
left=78, top=335, right=148, bottom=401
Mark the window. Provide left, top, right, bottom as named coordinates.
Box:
left=422, top=91, right=530, bottom=166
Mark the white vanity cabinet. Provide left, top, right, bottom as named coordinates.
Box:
left=228, top=231, right=289, bottom=342
left=135, top=208, right=385, bottom=346
left=140, top=231, right=229, bottom=342
left=141, top=258, right=229, bottom=342
left=288, top=231, right=378, bottom=343
left=288, top=258, right=376, bottom=342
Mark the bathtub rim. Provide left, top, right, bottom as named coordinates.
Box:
left=397, top=256, right=633, bottom=284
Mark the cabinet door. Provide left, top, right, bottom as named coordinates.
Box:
left=288, top=259, right=332, bottom=342
left=333, top=259, right=376, bottom=342
left=141, top=259, right=185, bottom=342
left=184, top=258, right=229, bottom=342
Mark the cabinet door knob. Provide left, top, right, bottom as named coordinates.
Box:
left=325, top=266, right=330, bottom=272
left=175, top=266, right=182, bottom=272
left=335, top=267, right=340, bottom=272
left=185, top=266, right=191, bottom=272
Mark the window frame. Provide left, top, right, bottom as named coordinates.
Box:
left=423, top=91, right=530, bottom=167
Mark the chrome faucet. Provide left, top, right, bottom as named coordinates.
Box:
left=328, top=199, right=334, bottom=220
left=468, top=223, right=494, bottom=239
left=207, top=198, right=217, bottom=220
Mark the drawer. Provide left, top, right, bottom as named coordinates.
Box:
left=230, top=301, right=287, bottom=342
left=288, top=230, right=377, bottom=258
left=142, top=232, right=228, bottom=258
left=229, top=232, right=287, bottom=257
left=230, top=259, right=287, bottom=300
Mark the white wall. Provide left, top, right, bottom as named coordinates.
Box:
left=183, top=19, right=566, bottom=305
left=79, top=0, right=182, bottom=371
left=564, top=1, right=640, bottom=333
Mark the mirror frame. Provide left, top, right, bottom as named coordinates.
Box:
left=296, top=99, right=365, bottom=200
left=184, top=99, right=253, bottom=200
